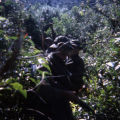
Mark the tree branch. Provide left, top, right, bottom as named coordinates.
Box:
left=0, top=30, right=24, bottom=78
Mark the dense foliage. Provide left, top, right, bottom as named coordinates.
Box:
left=0, top=0, right=120, bottom=119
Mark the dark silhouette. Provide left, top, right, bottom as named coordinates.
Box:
left=24, top=16, right=55, bottom=50
left=24, top=41, right=94, bottom=120
left=65, top=40, right=85, bottom=91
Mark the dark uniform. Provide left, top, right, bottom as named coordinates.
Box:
left=34, top=51, right=75, bottom=120
left=46, top=39, right=85, bottom=91
left=35, top=80, right=75, bottom=120
left=33, top=40, right=84, bottom=120
left=35, top=42, right=76, bottom=120
left=46, top=52, right=73, bottom=90
left=65, top=54, right=85, bottom=91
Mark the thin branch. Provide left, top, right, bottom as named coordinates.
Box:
left=18, top=53, right=45, bottom=60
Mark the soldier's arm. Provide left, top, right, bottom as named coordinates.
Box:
left=57, top=89, right=95, bottom=115
left=38, top=84, right=95, bottom=115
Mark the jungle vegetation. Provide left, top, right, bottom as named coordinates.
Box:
left=0, top=0, right=120, bottom=119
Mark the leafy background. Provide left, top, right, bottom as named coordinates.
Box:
left=0, top=0, right=120, bottom=119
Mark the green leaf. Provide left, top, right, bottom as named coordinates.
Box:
left=8, top=36, right=18, bottom=40
left=5, top=77, right=16, bottom=84
left=0, top=17, right=6, bottom=21
left=101, top=89, right=105, bottom=95
left=42, top=63, right=51, bottom=73
left=40, top=57, right=48, bottom=63
left=79, top=11, right=84, bottom=16
left=29, top=77, right=37, bottom=84
left=10, top=82, right=27, bottom=98
left=0, top=30, right=4, bottom=35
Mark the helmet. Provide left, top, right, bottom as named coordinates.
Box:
left=70, top=39, right=83, bottom=50
left=56, top=42, right=74, bottom=52
left=54, top=36, right=70, bottom=44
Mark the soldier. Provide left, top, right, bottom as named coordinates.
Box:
left=46, top=41, right=74, bottom=90
left=42, top=23, right=56, bottom=50
left=28, top=41, right=94, bottom=120
left=33, top=42, right=76, bottom=120
left=24, top=16, right=55, bottom=50
left=47, top=38, right=85, bottom=91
